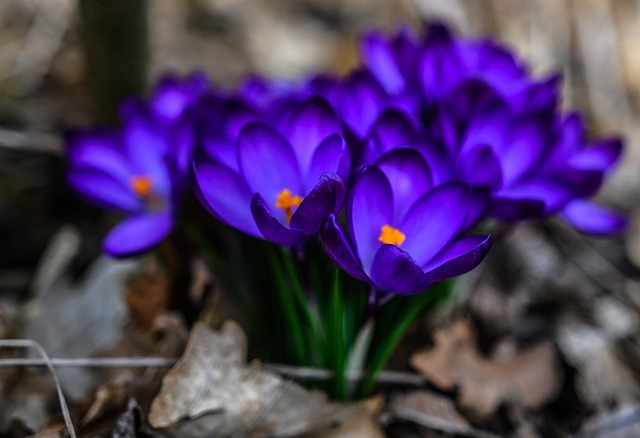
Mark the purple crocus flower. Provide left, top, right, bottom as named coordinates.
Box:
left=67, top=112, right=191, bottom=256
left=194, top=97, right=350, bottom=247
left=67, top=74, right=206, bottom=257
left=362, top=23, right=559, bottom=113
left=321, top=148, right=492, bottom=295
left=425, top=79, right=625, bottom=234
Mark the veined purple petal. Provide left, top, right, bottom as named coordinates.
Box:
left=491, top=197, right=545, bottom=221
left=290, top=173, right=345, bottom=236
left=68, top=169, right=141, bottom=214
left=370, top=244, right=431, bottom=295
left=457, top=144, right=503, bottom=190
left=321, top=214, right=370, bottom=282
left=286, top=97, right=341, bottom=175
left=103, top=212, right=173, bottom=257
left=348, top=166, right=394, bottom=273
left=250, top=194, right=306, bottom=246
left=237, top=122, right=303, bottom=212
left=307, top=134, right=349, bottom=186
left=562, top=200, right=627, bottom=235
left=375, top=148, right=433, bottom=222
left=570, top=138, right=623, bottom=173
left=423, top=235, right=492, bottom=281
left=399, top=182, right=471, bottom=267
left=362, top=31, right=405, bottom=95
left=193, top=161, right=261, bottom=238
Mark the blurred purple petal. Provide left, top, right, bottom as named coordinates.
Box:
left=362, top=31, right=406, bottom=94
left=491, top=197, right=545, bottom=221
left=250, top=194, right=306, bottom=246
left=370, top=244, right=431, bottom=295
left=464, top=187, right=491, bottom=230
left=570, top=138, right=623, bottom=173
left=68, top=170, right=141, bottom=214
left=457, top=144, right=502, bottom=190
left=339, top=70, right=388, bottom=139
left=104, top=213, right=172, bottom=257
left=286, top=97, right=341, bottom=174
left=562, top=200, right=627, bottom=235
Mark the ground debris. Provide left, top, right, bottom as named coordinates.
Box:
left=149, top=321, right=345, bottom=437
left=410, top=319, right=563, bottom=423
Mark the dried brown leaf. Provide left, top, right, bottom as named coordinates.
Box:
left=303, top=395, right=385, bottom=438
left=410, top=319, right=562, bottom=422
left=110, top=399, right=163, bottom=438
left=149, top=321, right=342, bottom=437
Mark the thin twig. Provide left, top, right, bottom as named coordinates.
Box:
left=0, top=128, right=62, bottom=155
left=0, top=356, right=427, bottom=385
left=0, top=339, right=77, bottom=438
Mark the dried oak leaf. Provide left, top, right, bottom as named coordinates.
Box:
left=149, top=321, right=342, bottom=437
left=410, top=319, right=562, bottom=422
left=303, top=395, right=385, bottom=438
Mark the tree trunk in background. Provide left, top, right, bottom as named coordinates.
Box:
left=78, top=0, right=149, bottom=125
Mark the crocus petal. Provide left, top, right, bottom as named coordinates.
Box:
left=103, top=213, right=172, bottom=257
left=370, top=244, right=431, bottom=295
left=202, top=138, right=238, bottom=171
left=339, top=70, right=388, bottom=139
left=193, top=162, right=261, bottom=238
left=464, top=187, right=491, bottom=230
left=400, top=182, right=471, bottom=267
left=361, top=108, right=420, bottom=165
left=422, top=235, right=492, bottom=281
left=250, top=194, right=306, bottom=246
left=237, top=122, right=303, bottom=212
left=570, top=138, right=623, bottom=173
left=68, top=170, right=141, bottom=214
left=286, top=97, right=341, bottom=175
left=375, top=148, right=433, bottom=222
left=290, top=173, right=346, bottom=236
left=66, top=131, right=132, bottom=184
left=420, top=23, right=463, bottom=100
left=320, top=214, right=370, bottom=282
left=307, top=134, right=350, bottom=185
left=362, top=31, right=405, bottom=95
left=491, top=197, right=545, bottom=221
left=500, top=114, right=552, bottom=186
left=457, top=144, right=503, bottom=190
left=562, top=200, right=627, bottom=235
left=348, top=166, right=394, bottom=273
left=123, top=116, right=172, bottom=197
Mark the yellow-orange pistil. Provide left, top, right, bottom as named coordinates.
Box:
left=130, top=175, right=153, bottom=198
left=378, top=224, right=406, bottom=246
left=275, top=188, right=303, bottom=222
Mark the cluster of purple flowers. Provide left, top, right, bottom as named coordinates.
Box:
left=67, top=23, right=625, bottom=295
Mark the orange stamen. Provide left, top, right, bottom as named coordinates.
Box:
left=275, top=188, right=303, bottom=222
left=378, top=225, right=406, bottom=246
left=130, top=175, right=153, bottom=198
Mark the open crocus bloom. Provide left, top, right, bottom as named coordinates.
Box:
left=194, top=97, right=350, bottom=246
left=321, top=148, right=492, bottom=295
left=424, top=79, right=626, bottom=234
left=67, top=112, right=189, bottom=256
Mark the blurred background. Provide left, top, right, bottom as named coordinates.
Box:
left=0, top=0, right=640, bottom=436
